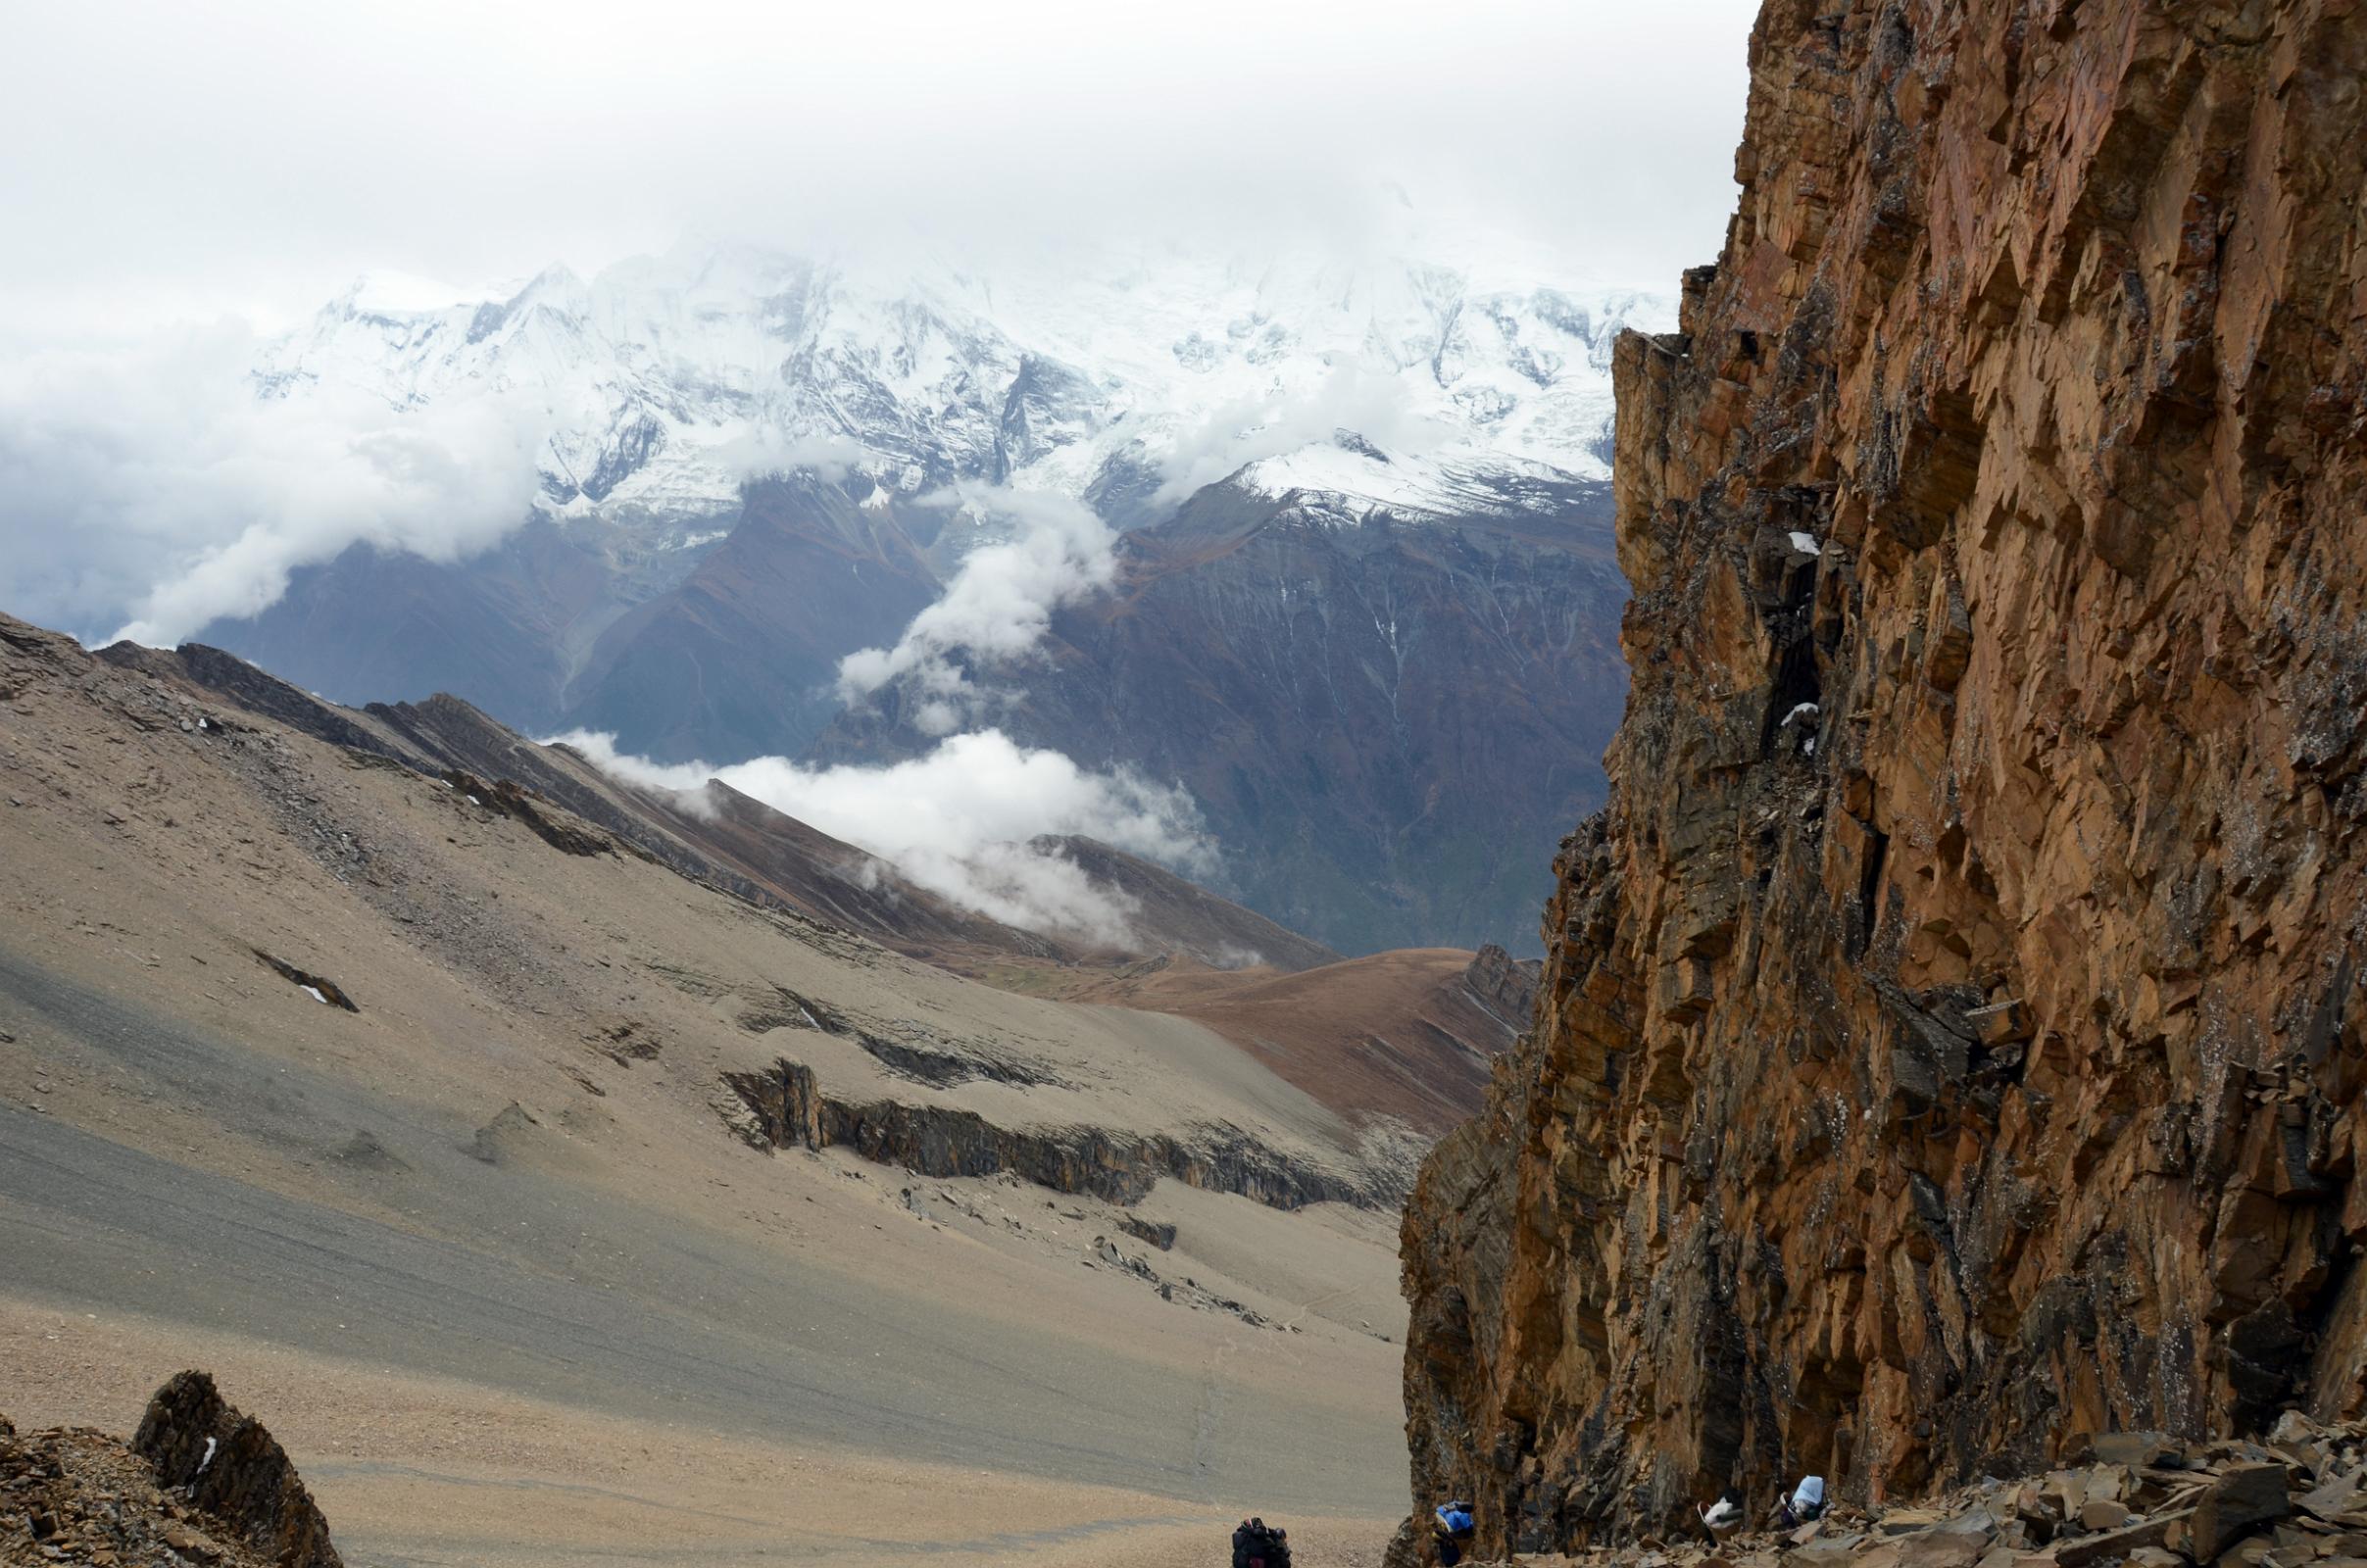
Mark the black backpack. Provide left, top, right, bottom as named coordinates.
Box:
left=1233, top=1518, right=1292, bottom=1568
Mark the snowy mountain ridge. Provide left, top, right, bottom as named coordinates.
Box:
left=254, top=239, right=1676, bottom=537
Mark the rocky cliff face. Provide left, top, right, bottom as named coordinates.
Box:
left=1399, top=0, right=2367, bottom=1553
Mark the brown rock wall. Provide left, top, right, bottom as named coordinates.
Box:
left=1400, top=0, right=2367, bottom=1553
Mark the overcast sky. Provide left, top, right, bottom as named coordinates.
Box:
left=2, top=0, right=1759, bottom=338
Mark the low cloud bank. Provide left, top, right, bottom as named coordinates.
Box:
left=555, top=727, right=1212, bottom=948
left=835, top=485, right=1115, bottom=733
left=0, top=324, right=544, bottom=646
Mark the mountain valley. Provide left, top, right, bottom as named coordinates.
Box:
left=10, top=3, right=2367, bottom=1566
left=174, top=245, right=1672, bottom=956
left=0, top=609, right=1522, bottom=1562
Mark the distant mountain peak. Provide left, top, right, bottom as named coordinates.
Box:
left=255, top=240, right=1675, bottom=533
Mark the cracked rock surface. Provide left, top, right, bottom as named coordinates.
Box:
left=1400, top=0, right=2367, bottom=1553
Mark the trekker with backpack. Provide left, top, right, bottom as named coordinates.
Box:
left=1777, top=1475, right=1827, bottom=1529
left=1232, top=1516, right=1292, bottom=1568
left=1431, top=1499, right=1475, bottom=1566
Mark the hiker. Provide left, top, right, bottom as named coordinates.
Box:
left=1232, top=1515, right=1291, bottom=1568
left=1778, top=1475, right=1827, bottom=1529
left=1431, top=1498, right=1475, bottom=1566
left=1699, top=1491, right=1745, bottom=1537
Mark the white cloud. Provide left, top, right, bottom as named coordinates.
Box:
left=0, top=325, right=544, bottom=645
left=711, top=429, right=866, bottom=487
left=552, top=727, right=1214, bottom=948
left=836, top=485, right=1116, bottom=724
left=1151, top=363, right=1455, bottom=506
left=0, top=1, right=1763, bottom=643
left=0, top=2, right=1760, bottom=341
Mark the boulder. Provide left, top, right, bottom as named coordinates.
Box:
left=2078, top=1500, right=2134, bottom=1534
left=2192, top=1467, right=2293, bottom=1563
left=1898, top=1534, right=1987, bottom=1568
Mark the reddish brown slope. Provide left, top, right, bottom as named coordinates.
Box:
left=1074, top=946, right=1534, bottom=1135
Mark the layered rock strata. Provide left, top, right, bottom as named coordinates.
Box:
left=723, top=1057, right=1393, bottom=1209
left=1401, top=0, right=2367, bottom=1553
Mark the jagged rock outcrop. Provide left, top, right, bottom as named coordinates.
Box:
left=1400, top=0, right=2367, bottom=1555
left=132, top=1371, right=342, bottom=1568
left=723, top=1057, right=1395, bottom=1209
left=2, top=1372, right=341, bottom=1568
left=1463, top=944, right=1543, bottom=1027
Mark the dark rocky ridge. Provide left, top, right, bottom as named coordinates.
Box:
left=723, top=1057, right=1398, bottom=1209
left=1398, top=0, right=2367, bottom=1556
left=133, top=1372, right=341, bottom=1568
left=97, top=635, right=1334, bottom=980
left=3, top=1372, right=341, bottom=1568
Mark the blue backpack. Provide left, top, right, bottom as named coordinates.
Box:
left=1434, top=1504, right=1475, bottom=1565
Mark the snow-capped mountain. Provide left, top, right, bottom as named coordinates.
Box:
left=254, top=239, right=1673, bottom=535
left=208, top=238, right=1668, bottom=956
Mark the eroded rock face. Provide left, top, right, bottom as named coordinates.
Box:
left=1464, top=944, right=1544, bottom=1027
left=1400, top=0, right=2367, bottom=1553
left=723, top=1058, right=1398, bottom=1209
left=131, top=1370, right=343, bottom=1568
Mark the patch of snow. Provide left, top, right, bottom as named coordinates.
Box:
left=1240, top=441, right=1604, bottom=520
left=1784, top=702, right=1820, bottom=727
left=301, top=985, right=329, bottom=1005
left=257, top=238, right=1677, bottom=537
left=1789, top=530, right=1822, bottom=556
